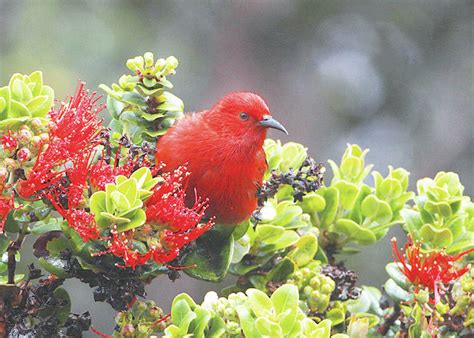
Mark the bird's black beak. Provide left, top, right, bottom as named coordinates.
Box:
left=259, top=115, right=288, bottom=135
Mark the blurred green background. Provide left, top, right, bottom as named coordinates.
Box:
left=1, top=0, right=472, bottom=335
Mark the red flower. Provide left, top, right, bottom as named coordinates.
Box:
left=89, top=157, right=138, bottom=191
left=0, top=192, right=14, bottom=234
left=0, top=131, right=17, bottom=152
left=392, top=237, right=474, bottom=296
left=145, top=168, right=213, bottom=259
left=102, top=227, right=152, bottom=269
left=18, top=82, right=104, bottom=199
left=66, top=151, right=93, bottom=209
left=98, top=168, right=213, bottom=269
left=49, top=194, right=100, bottom=242
left=62, top=208, right=101, bottom=242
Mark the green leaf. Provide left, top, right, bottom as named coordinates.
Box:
left=53, top=287, right=71, bottom=325
left=236, top=305, right=262, bottom=338
left=106, top=95, right=125, bottom=119
left=173, top=293, right=197, bottom=309
left=267, top=257, right=296, bottom=282
left=190, top=306, right=211, bottom=337
left=351, top=313, right=380, bottom=328
left=110, top=190, right=131, bottom=212
left=38, top=257, right=69, bottom=278
left=207, top=316, right=226, bottom=338
left=419, top=224, right=453, bottom=248
left=117, top=177, right=139, bottom=204
left=384, top=278, right=412, bottom=302
left=47, top=236, right=72, bottom=255
left=26, top=95, right=48, bottom=114
left=90, top=191, right=107, bottom=226
left=334, top=180, right=359, bottom=210
left=232, top=236, right=250, bottom=264
left=247, top=288, right=273, bottom=317
left=256, top=224, right=285, bottom=244
left=158, top=92, right=184, bottom=112
left=271, top=284, right=298, bottom=334
left=306, top=319, right=332, bottom=338
left=30, top=219, right=61, bottom=235
left=385, top=262, right=410, bottom=289
left=117, top=209, right=146, bottom=232
left=334, top=219, right=376, bottom=245
left=255, top=317, right=282, bottom=337
left=287, top=234, right=318, bottom=267
left=326, top=307, right=345, bottom=326
left=347, top=316, right=369, bottom=338
left=272, top=202, right=303, bottom=226
left=172, top=299, right=193, bottom=327
left=424, top=200, right=452, bottom=218
left=401, top=209, right=423, bottom=234
left=142, top=77, right=157, bottom=88
left=361, top=195, right=393, bottom=224
left=10, top=100, right=30, bottom=117
left=122, top=91, right=147, bottom=107
left=319, top=187, right=339, bottom=229
left=280, top=142, right=307, bottom=171
left=297, top=192, right=326, bottom=213
left=261, top=230, right=299, bottom=251
left=183, top=231, right=234, bottom=282
left=232, top=220, right=251, bottom=241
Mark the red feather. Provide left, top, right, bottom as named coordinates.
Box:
left=156, top=92, right=272, bottom=225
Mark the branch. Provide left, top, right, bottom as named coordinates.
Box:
left=7, top=222, right=28, bottom=284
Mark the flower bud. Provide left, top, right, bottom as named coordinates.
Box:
left=148, top=306, right=163, bottom=320
left=30, top=136, right=42, bottom=150
left=29, top=118, right=43, bottom=132
left=227, top=321, right=240, bottom=334
left=416, top=288, right=429, bottom=304
left=115, top=311, right=127, bottom=324
left=4, top=158, right=17, bottom=171
left=311, top=290, right=321, bottom=300
left=321, top=282, right=335, bottom=294
left=435, top=302, right=449, bottom=315
left=121, top=324, right=135, bottom=337
left=17, top=147, right=31, bottom=162
left=39, top=133, right=49, bottom=143
left=132, top=301, right=147, bottom=317
left=17, top=128, right=32, bottom=144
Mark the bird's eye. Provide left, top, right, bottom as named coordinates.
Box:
left=240, top=112, right=249, bottom=121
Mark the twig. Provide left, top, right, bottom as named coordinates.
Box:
left=378, top=303, right=401, bottom=335
left=7, top=222, right=28, bottom=284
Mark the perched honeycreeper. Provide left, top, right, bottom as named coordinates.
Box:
left=156, top=92, right=288, bottom=225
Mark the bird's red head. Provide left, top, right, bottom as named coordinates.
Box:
left=208, top=92, right=288, bottom=144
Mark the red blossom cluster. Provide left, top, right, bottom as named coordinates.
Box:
left=18, top=82, right=104, bottom=200
left=4, top=82, right=213, bottom=269
left=14, top=83, right=104, bottom=239
left=100, top=169, right=213, bottom=269
left=392, top=237, right=474, bottom=300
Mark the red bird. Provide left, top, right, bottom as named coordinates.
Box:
left=156, top=92, right=288, bottom=225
